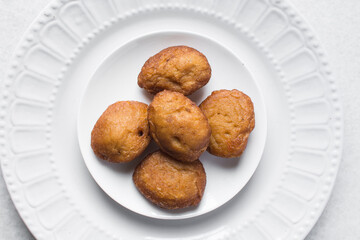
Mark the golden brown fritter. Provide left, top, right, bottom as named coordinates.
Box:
left=199, top=89, right=255, bottom=158
left=91, top=101, right=150, bottom=163
left=138, top=46, right=211, bottom=96
left=148, top=90, right=211, bottom=162
left=133, top=151, right=206, bottom=209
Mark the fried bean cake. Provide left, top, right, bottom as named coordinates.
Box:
left=199, top=89, right=255, bottom=158
left=148, top=90, right=211, bottom=162
left=133, top=151, right=206, bottom=209
left=138, top=46, right=211, bottom=96
left=91, top=101, right=150, bottom=163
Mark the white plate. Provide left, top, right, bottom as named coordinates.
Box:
left=0, top=0, right=342, bottom=239
left=77, top=31, right=267, bottom=219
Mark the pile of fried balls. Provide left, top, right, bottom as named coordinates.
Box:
left=91, top=46, right=255, bottom=209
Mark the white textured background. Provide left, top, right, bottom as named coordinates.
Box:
left=0, top=0, right=359, bottom=239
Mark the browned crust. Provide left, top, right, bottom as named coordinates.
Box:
left=91, top=101, right=151, bottom=163
left=199, top=89, right=255, bottom=158
left=148, top=90, right=211, bottom=162
left=138, top=46, right=211, bottom=96
left=133, top=151, right=206, bottom=209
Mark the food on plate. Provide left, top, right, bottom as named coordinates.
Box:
left=148, top=90, right=211, bottom=162
left=87, top=42, right=259, bottom=213
left=91, top=101, right=150, bottom=163
left=133, top=151, right=206, bottom=209
left=199, top=89, right=255, bottom=158
left=138, top=46, right=211, bottom=96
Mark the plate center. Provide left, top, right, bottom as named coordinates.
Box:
left=78, top=31, right=267, bottom=219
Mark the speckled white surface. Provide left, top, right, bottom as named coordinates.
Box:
left=0, top=0, right=359, bottom=239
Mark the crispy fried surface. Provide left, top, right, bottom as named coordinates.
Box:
left=91, top=101, right=150, bottom=163
left=199, top=89, right=255, bottom=158
left=133, top=151, right=206, bottom=209
left=148, top=90, right=211, bottom=162
left=138, top=46, right=211, bottom=96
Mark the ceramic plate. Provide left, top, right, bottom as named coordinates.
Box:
left=0, top=0, right=342, bottom=239
left=77, top=31, right=267, bottom=219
